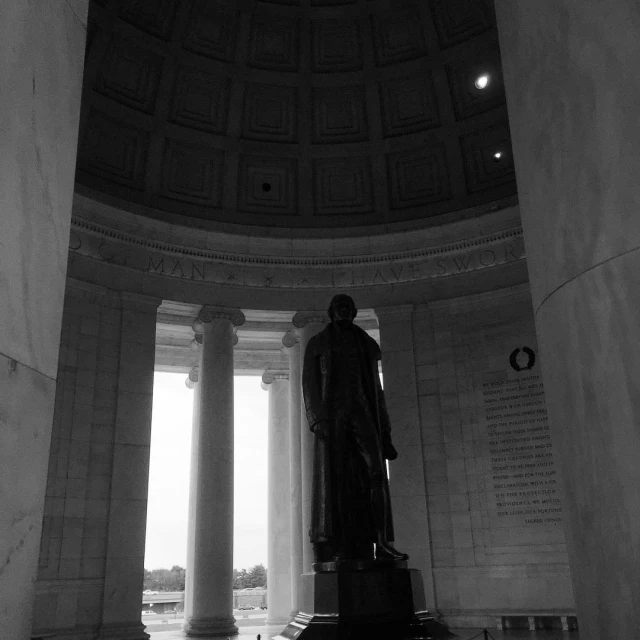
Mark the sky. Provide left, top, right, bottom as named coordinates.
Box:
left=144, top=373, right=268, bottom=571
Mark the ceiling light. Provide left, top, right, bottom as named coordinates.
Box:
left=475, top=74, right=490, bottom=89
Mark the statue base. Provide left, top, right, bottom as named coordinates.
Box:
left=275, top=561, right=450, bottom=640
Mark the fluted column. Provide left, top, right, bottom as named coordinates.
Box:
left=183, top=306, right=245, bottom=638
left=282, top=331, right=303, bottom=617
left=292, top=311, right=329, bottom=574
left=262, top=370, right=292, bottom=625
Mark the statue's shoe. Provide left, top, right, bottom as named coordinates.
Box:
left=375, top=542, right=409, bottom=561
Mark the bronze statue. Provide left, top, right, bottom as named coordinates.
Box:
left=302, top=294, right=408, bottom=564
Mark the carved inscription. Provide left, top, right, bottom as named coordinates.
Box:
left=483, top=374, right=563, bottom=526
left=69, top=225, right=525, bottom=289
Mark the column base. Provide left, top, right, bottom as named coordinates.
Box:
left=97, top=622, right=150, bottom=639
left=183, top=616, right=239, bottom=637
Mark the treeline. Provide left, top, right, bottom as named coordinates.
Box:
left=144, top=565, right=186, bottom=592
left=143, top=564, right=267, bottom=592
left=233, top=564, right=267, bottom=589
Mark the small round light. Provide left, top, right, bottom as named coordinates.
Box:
left=493, top=151, right=503, bottom=160
left=475, top=74, right=490, bottom=89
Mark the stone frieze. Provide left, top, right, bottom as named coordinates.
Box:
left=69, top=215, right=525, bottom=291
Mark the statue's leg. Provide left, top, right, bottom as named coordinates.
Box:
left=352, top=418, right=408, bottom=561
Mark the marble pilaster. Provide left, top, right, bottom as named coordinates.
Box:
left=0, top=2, right=87, bottom=639
left=375, top=305, right=436, bottom=610
left=31, top=282, right=160, bottom=639
left=292, top=311, right=329, bottom=574
left=495, top=2, right=640, bottom=636
left=262, top=370, right=292, bottom=625
left=183, top=306, right=245, bottom=638
left=98, top=293, right=161, bottom=640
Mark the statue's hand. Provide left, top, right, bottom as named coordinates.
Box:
left=382, top=435, right=398, bottom=460
left=313, top=421, right=329, bottom=439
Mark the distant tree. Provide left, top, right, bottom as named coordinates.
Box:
left=247, top=564, right=267, bottom=588
left=143, top=565, right=186, bottom=592
left=233, top=568, right=248, bottom=589
left=231, top=565, right=266, bottom=589
left=144, top=564, right=267, bottom=592
left=170, top=565, right=186, bottom=591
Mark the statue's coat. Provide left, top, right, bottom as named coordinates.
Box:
left=302, top=322, right=395, bottom=546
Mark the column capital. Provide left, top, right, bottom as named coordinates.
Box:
left=262, top=370, right=290, bottom=390
left=197, top=305, right=246, bottom=327
left=292, top=310, right=328, bottom=329
left=282, top=330, right=299, bottom=348
left=185, top=366, right=199, bottom=389
left=260, top=369, right=289, bottom=391
left=189, top=333, right=203, bottom=351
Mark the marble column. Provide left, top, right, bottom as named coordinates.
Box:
left=495, top=2, right=640, bottom=637
left=375, top=306, right=436, bottom=610
left=183, top=306, right=245, bottom=638
left=184, top=365, right=200, bottom=633
left=292, top=312, right=329, bottom=574
left=99, top=293, right=161, bottom=640
left=0, top=3, right=87, bottom=638
left=261, top=370, right=292, bottom=625
left=282, top=331, right=303, bottom=617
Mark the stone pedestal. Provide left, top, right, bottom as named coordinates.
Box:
left=275, top=564, right=447, bottom=640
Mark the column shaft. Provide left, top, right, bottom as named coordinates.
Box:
left=0, top=3, right=87, bottom=639
left=184, top=317, right=238, bottom=637
left=265, top=377, right=292, bottom=625
left=495, top=2, right=640, bottom=637
left=286, top=340, right=303, bottom=616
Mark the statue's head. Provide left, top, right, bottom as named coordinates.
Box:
left=328, top=294, right=357, bottom=326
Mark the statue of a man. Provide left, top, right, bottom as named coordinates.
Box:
left=302, top=294, right=408, bottom=564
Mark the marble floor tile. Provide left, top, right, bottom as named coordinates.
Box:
left=148, top=623, right=580, bottom=640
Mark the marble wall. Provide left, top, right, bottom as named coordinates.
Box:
left=382, top=286, right=575, bottom=628
left=495, top=2, right=640, bottom=636
left=32, top=281, right=159, bottom=639
left=0, top=2, right=88, bottom=638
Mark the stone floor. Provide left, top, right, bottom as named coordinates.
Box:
left=148, top=624, right=580, bottom=640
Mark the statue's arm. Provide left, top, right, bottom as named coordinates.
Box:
left=376, top=370, right=392, bottom=435
left=376, top=361, right=398, bottom=460
left=302, top=339, right=328, bottom=434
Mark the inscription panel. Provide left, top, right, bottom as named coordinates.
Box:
left=482, top=373, right=563, bottom=528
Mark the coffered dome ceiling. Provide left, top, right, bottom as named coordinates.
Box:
left=76, top=0, right=516, bottom=233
